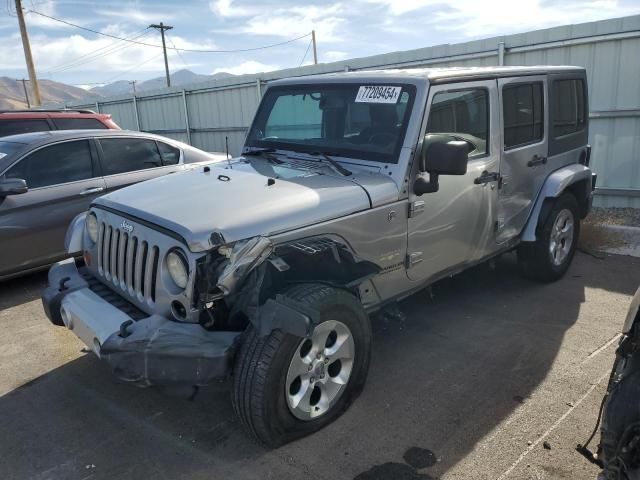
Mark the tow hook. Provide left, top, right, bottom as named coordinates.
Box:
left=58, top=276, right=71, bottom=292
left=119, top=320, right=134, bottom=338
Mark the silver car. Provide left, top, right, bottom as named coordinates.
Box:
left=43, top=66, right=595, bottom=446
left=0, top=130, right=220, bottom=280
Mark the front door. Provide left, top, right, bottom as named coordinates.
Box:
left=0, top=139, right=106, bottom=276
left=495, top=76, right=548, bottom=243
left=407, top=80, right=500, bottom=282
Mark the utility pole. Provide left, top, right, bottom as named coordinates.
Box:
left=311, top=30, right=318, bottom=64
left=19, top=79, right=30, bottom=108
left=149, top=22, right=173, bottom=87
left=129, top=80, right=137, bottom=94
left=15, top=0, right=41, bottom=106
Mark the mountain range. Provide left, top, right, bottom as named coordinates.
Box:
left=89, top=69, right=233, bottom=96
left=0, top=69, right=234, bottom=110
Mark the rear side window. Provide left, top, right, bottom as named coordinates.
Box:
left=552, top=79, right=586, bottom=138
left=502, top=82, right=544, bottom=149
left=52, top=118, right=107, bottom=130
left=99, top=138, right=163, bottom=175
left=157, top=141, right=181, bottom=165
left=0, top=119, right=50, bottom=137
left=1, top=140, right=94, bottom=189
left=427, top=88, right=489, bottom=156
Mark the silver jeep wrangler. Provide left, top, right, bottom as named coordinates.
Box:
left=43, top=66, right=596, bottom=446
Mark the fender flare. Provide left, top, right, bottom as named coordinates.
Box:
left=65, top=211, right=87, bottom=254
left=521, top=164, right=592, bottom=242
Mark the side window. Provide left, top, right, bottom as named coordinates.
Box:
left=157, top=141, right=181, bottom=165
left=52, top=118, right=108, bottom=130
left=502, top=82, right=543, bottom=149
left=99, top=138, right=162, bottom=175
left=426, top=88, right=488, bottom=156
left=1, top=140, right=94, bottom=189
left=0, top=119, right=50, bottom=137
left=552, top=79, right=586, bottom=138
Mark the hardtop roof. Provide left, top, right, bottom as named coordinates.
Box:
left=269, top=65, right=585, bottom=86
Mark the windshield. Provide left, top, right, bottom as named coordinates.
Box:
left=246, top=83, right=417, bottom=163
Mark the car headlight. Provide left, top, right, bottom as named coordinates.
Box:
left=86, top=212, right=99, bottom=243
left=166, top=250, right=189, bottom=289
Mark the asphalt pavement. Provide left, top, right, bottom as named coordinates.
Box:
left=1, top=251, right=639, bottom=480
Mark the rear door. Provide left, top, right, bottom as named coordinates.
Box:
left=97, top=137, right=182, bottom=193
left=496, top=76, right=547, bottom=243
left=0, top=139, right=106, bottom=276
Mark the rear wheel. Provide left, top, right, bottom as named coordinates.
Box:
left=518, top=192, right=580, bottom=282
left=232, top=283, right=371, bottom=447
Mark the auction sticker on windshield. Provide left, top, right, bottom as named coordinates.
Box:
left=355, top=86, right=402, bottom=104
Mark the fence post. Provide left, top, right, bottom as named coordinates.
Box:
left=182, top=89, right=192, bottom=145
left=94, top=101, right=100, bottom=113
left=498, top=42, right=505, bottom=66
left=132, top=95, right=141, bottom=131
left=256, top=78, right=262, bottom=100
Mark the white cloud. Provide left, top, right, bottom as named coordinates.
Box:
left=362, top=0, right=440, bottom=15
left=210, top=0, right=256, bottom=17
left=240, top=4, right=346, bottom=42
left=425, top=0, right=640, bottom=37
left=322, top=50, right=349, bottom=62
left=212, top=60, right=280, bottom=75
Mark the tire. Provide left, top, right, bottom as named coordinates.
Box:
left=232, top=283, right=372, bottom=447
left=518, top=192, right=580, bottom=282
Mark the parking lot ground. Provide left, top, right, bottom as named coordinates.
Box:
left=1, top=251, right=639, bottom=480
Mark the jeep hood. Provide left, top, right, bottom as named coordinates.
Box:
left=94, top=160, right=381, bottom=252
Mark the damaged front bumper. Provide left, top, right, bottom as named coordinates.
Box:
left=42, top=258, right=240, bottom=387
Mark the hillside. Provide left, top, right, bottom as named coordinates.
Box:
left=0, top=77, right=100, bottom=110
left=90, top=69, right=233, bottom=96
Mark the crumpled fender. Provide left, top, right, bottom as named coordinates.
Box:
left=521, top=164, right=592, bottom=242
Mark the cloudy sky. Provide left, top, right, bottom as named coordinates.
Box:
left=1, top=0, right=639, bottom=87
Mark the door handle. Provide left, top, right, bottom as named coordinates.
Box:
left=80, top=186, right=105, bottom=196
left=474, top=171, right=500, bottom=185
left=527, top=155, right=547, bottom=167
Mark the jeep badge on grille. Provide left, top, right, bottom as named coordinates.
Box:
left=120, top=220, right=134, bottom=234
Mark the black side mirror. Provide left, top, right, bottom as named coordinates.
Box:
left=414, top=136, right=469, bottom=195
left=0, top=178, right=28, bottom=197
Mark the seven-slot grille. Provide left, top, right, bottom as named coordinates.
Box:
left=96, top=220, right=159, bottom=305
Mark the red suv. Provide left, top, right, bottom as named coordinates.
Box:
left=0, top=109, right=120, bottom=137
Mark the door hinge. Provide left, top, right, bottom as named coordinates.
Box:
left=406, top=252, right=423, bottom=268
left=409, top=200, right=425, bottom=218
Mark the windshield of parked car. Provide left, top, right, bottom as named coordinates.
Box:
left=246, top=83, right=417, bottom=163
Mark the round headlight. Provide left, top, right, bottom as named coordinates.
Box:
left=86, top=212, right=99, bottom=243
left=166, top=250, right=189, bottom=289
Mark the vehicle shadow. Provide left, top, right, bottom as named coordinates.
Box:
left=0, top=252, right=638, bottom=480
left=0, top=270, right=48, bottom=310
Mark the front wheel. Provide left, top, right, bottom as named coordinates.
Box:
left=232, top=284, right=372, bottom=447
left=518, top=192, right=580, bottom=282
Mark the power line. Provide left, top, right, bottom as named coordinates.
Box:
left=46, top=29, right=151, bottom=74
left=27, top=9, right=312, bottom=53
left=166, top=33, right=190, bottom=70
left=298, top=38, right=312, bottom=67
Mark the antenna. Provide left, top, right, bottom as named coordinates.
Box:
left=225, top=136, right=232, bottom=169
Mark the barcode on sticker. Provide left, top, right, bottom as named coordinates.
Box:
left=355, top=86, right=402, bottom=104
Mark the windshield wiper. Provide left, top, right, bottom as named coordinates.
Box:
left=308, top=152, right=352, bottom=176
left=243, top=148, right=284, bottom=164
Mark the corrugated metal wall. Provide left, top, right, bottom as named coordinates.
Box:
left=67, top=15, right=640, bottom=207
